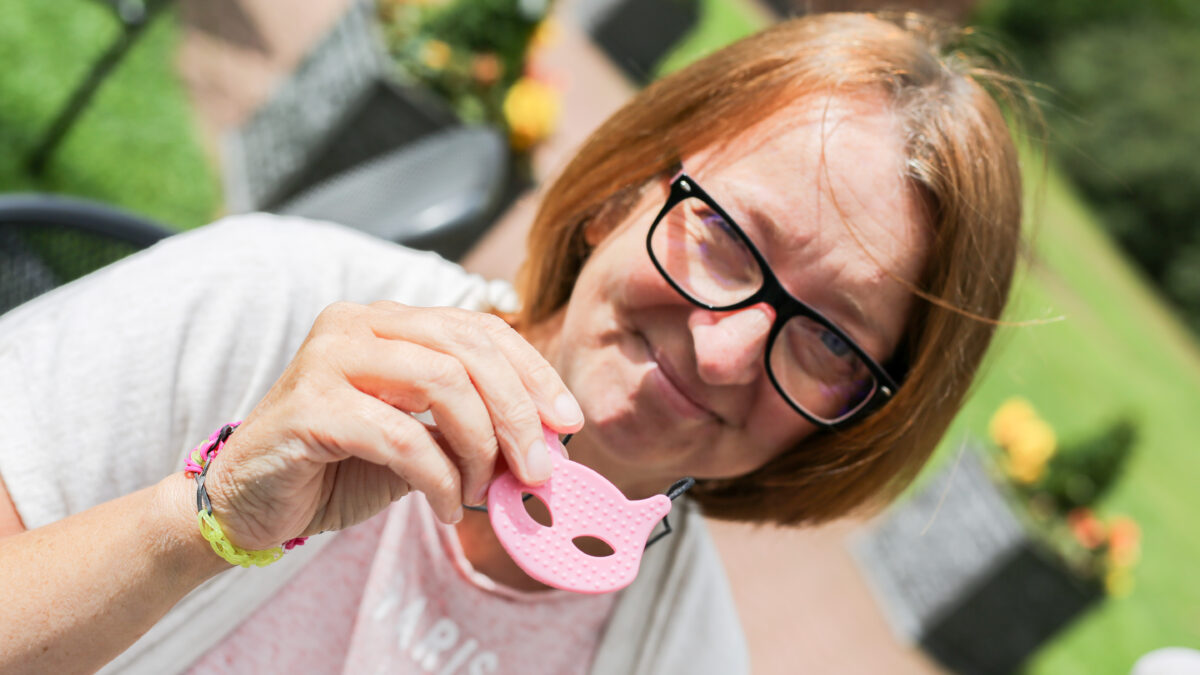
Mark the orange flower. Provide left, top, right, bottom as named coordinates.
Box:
left=1107, top=516, right=1142, bottom=567
left=471, top=53, right=503, bottom=87
left=1067, top=508, right=1107, bottom=549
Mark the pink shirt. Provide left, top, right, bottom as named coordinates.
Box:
left=188, top=496, right=617, bottom=674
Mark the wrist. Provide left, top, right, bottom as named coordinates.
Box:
left=149, top=472, right=233, bottom=580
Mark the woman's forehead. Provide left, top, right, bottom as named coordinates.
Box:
left=686, top=92, right=901, bottom=168
left=683, top=93, right=927, bottom=278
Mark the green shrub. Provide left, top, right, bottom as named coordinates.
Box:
left=1039, top=418, right=1137, bottom=512
left=379, top=0, right=550, bottom=127
left=1047, top=21, right=1200, bottom=331
left=973, top=1, right=1200, bottom=333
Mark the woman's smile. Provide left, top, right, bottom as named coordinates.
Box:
left=637, top=332, right=723, bottom=424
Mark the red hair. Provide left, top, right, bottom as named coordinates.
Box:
left=515, top=12, right=1032, bottom=525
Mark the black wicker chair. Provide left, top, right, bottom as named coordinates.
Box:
left=0, top=194, right=173, bottom=316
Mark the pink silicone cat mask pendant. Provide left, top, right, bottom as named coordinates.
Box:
left=487, top=429, right=692, bottom=594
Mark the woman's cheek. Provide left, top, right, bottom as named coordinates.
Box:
left=617, top=262, right=687, bottom=311
left=747, top=395, right=817, bottom=463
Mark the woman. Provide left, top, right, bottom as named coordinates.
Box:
left=0, top=12, right=1027, bottom=674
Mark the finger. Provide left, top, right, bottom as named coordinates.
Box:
left=425, top=424, right=514, bottom=487
left=365, top=303, right=581, bottom=432
left=304, top=457, right=411, bottom=536
left=364, top=305, right=560, bottom=485
left=342, top=340, right=497, bottom=506
left=322, top=390, right=465, bottom=524
left=474, top=312, right=585, bottom=434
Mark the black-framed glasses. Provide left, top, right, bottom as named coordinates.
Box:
left=646, top=172, right=901, bottom=430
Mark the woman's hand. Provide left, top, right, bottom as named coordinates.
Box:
left=203, top=301, right=583, bottom=551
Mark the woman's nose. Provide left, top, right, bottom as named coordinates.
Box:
left=688, top=303, right=775, bottom=386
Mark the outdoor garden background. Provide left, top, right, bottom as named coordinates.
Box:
left=1, top=0, right=1197, bottom=672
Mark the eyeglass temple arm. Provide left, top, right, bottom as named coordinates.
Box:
left=645, top=476, right=696, bottom=549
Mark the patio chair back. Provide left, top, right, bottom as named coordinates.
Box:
left=0, top=194, right=172, bottom=316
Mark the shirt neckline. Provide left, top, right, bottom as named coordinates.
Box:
left=427, top=501, right=616, bottom=606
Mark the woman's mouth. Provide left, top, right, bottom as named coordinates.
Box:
left=639, top=335, right=719, bottom=423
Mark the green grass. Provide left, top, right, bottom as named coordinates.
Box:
left=656, top=3, right=1200, bottom=669
left=0, top=0, right=219, bottom=230
left=655, top=0, right=769, bottom=77
left=937, top=162, right=1200, bottom=673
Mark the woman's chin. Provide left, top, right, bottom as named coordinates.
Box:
left=570, top=406, right=694, bottom=495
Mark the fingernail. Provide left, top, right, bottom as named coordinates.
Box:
left=472, top=481, right=491, bottom=506
left=526, top=439, right=553, bottom=483
left=554, top=393, right=584, bottom=426
left=450, top=505, right=464, bottom=524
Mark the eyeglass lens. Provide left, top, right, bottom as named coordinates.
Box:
left=649, top=196, right=877, bottom=423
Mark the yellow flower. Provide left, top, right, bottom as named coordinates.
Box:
left=989, top=397, right=1056, bottom=483
left=989, top=397, right=1037, bottom=447
left=421, top=39, right=452, bottom=70
left=1006, top=454, right=1046, bottom=484
left=1004, top=417, right=1057, bottom=483
left=503, top=77, right=560, bottom=151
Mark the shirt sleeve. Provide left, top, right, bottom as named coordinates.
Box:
left=0, top=212, right=503, bottom=530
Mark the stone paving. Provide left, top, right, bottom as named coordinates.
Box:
left=175, top=1, right=941, bottom=672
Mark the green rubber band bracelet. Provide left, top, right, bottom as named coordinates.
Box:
left=193, top=424, right=284, bottom=568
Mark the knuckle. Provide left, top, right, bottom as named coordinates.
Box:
left=451, top=320, right=491, bottom=351
left=379, top=417, right=421, bottom=466
left=297, top=334, right=349, bottom=377
left=289, top=374, right=326, bottom=408
left=434, top=309, right=492, bottom=347
left=457, top=429, right=500, bottom=468
left=475, top=430, right=502, bottom=460
left=524, top=357, right=561, bottom=388
left=383, top=413, right=419, bottom=447
left=302, top=331, right=341, bottom=357
left=495, top=397, right=541, bottom=437
left=316, top=301, right=357, bottom=327
left=423, top=353, right=469, bottom=392
left=374, top=408, right=417, bottom=449
left=431, top=470, right=459, bottom=499
left=478, top=311, right=513, bottom=335
left=368, top=299, right=406, bottom=312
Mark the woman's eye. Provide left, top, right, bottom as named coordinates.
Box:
left=697, top=207, right=726, bottom=228
left=819, top=330, right=852, bottom=358
left=699, top=207, right=741, bottom=241
left=786, top=324, right=858, bottom=384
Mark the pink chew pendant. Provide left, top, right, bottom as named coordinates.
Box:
left=486, top=429, right=674, bottom=594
